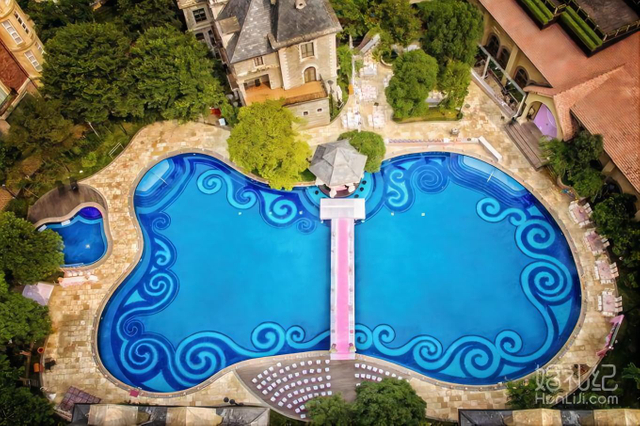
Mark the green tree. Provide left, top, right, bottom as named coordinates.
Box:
left=623, top=363, right=640, bottom=389
left=592, top=194, right=637, bottom=242
left=571, top=168, right=603, bottom=198
left=351, top=379, right=427, bottom=426
left=42, top=23, right=131, bottom=123
left=437, top=60, right=471, bottom=109
left=117, top=0, right=182, bottom=34
left=0, top=384, right=57, bottom=426
left=0, top=212, right=64, bottom=285
left=0, top=273, right=52, bottom=345
left=339, top=131, right=386, bottom=173
left=126, top=26, right=232, bottom=122
left=386, top=50, right=438, bottom=119
left=228, top=101, right=311, bottom=190
left=571, top=131, right=603, bottom=167
left=307, top=393, right=353, bottom=426
left=337, top=45, right=353, bottom=85
left=419, top=0, right=484, bottom=66
left=24, top=0, right=94, bottom=42
left=506, top=374, right=561, bottom=409
left=330, top=0, right=373, bottom=38
left=1, top=96, right=75, bottom=163
left=377, top=0, right=421, bottom=46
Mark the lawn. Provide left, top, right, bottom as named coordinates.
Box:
left=394, top=107, right=462, bottom=123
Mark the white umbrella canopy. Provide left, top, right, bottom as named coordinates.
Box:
left=22, top=283, right=55, bottom=306
left=166, top=407, right=223, bottom=426
left=87, top=404, right=140, bottom=426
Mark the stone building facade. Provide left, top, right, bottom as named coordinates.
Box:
left=177, top=0, right=341, bottom=128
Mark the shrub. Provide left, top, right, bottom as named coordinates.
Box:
left=506, top=374, right=561, bottom=409
left=560, top=7, right=603, bottom=51
left=306, top=393, right=352, bottom=426
left=339, top=131, right=386, bottom=173
left=438, top=60, right=471, bottom=110
left=571, top=168, right=603, bottom=198
left=521, top=0, right=553, bottom=24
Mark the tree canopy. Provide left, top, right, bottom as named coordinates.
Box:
left=418, top=0, right=484, bottom=66
left=0, top=382, right=57, bottom=426
left=506, top=375, right=561, bottom=409
left=1, top=96, right=75, bottom=162
left=228, top=100, right=311, bottom=190
left=24, top=0, right=94, bottom=42
left=385, top=50, right=439, bottom=119
left=438, top=60, right=471, bottom=109
left=126, top=26, right=232, bottom=122
left=307, top=379, right=427, bottom=426
left=0, top=212, right=64, bottom=285
left=339, top=131, right=386, bottom=173
left=377, top=0, right=421, bottom=46
left=42, top=23, right=131, bottom=123
left=0, top=273, right=52, bottom=345
left=117, top=0, right=182, bottom=34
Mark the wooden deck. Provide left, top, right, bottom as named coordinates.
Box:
left=244, top=81, right=327, bottom=106
left=235, top=353, right=409, bottom=421
left=504, top=121, right=546, bottom=170
left=27, top=183, right=107, bottom=223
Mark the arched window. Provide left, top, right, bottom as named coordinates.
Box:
left=497, top=47, right=510, bottom=68
left=514, top=68, right=529, bottom=88
left=485, top=34, right=500, bottom=57
left=303, top=67, right=316, bottom=83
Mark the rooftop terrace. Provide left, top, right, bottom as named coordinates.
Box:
left=573, top=0, right=639, bottom=32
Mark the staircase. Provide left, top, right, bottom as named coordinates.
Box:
left=504, top=121, right=547, bottom=169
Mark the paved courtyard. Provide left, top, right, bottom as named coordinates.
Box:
left=41, top=81, right=615, bottom=422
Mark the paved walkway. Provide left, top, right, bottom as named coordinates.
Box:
left=41, top=83, right=613, bottom=421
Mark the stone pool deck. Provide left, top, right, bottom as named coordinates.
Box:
left=41, top=82, right=614, bottom=422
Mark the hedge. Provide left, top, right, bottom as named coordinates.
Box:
left=561, top=7, right=603, bottom=50
left=521, top=0, right=554, bottom=24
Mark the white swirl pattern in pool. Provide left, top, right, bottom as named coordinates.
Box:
left=97, top=152, right=581, bottom=392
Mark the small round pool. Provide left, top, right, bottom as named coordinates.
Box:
left=40, top=207, right=108, bottom=267
left=97, top=152, right=581, bottom=392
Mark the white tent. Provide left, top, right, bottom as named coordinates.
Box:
left=22, top=283, right=54, bottom=306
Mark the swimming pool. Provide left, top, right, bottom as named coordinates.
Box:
left=40, top=207, right=108, bottom=267
left=97, top=152, right=581, bottom=392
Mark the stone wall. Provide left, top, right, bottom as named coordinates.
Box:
left=233, top=52, right=284, bottom=91
left=287, top=97, right=330, bottom=128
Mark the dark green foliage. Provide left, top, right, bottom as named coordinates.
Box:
left=0, top=273, right=52, bottom=345
left=0, top=384, right=57, bottom=426
left=307, top=379, right=427, bottom=426
left=306, top=393, right=353, bottom=426
left=560, top=7, right=602, bottom=51
left=623, top=363, right=640, bottom=389
left=126, top=26, right=233, bottom=122
left=339, top=131, right=386, bottom=173
left=228, top=100, right=311, bottom=190
left=352, top=379, right=427, bottom=426
left=386, top=50, right=439, bottom=119
left=542, top=131, right=604, bottom=197
left=24, top=0, right=94, bottom=42
left=331, top=0, right=420, bottom=45
left=419, top=0, right=484, bottom=66
left=437, top=60, right=471, bottom=109
left=0, top=212, right=64, bottom=285
left=1, top=96, right=75, bottom=161
left=42, top=23, right=131, bottom=123
left=117, top=0, right=182, bottom=34
left=337, top=45, right=353, bottom=85
left=506, top=374, right=561, bottom=409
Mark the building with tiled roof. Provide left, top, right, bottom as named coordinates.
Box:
left=470, top=0, right=640, bottom=210
left=0, top=0, right=42, bottom=125
left=177, top=0, right=342, bottom=128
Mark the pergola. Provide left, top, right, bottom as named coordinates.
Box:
left=309, top=140, right=367, bottom=198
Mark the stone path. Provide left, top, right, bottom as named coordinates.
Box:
left=41, top=83, right=614, bottom=422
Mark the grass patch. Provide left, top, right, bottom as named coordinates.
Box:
left=560, top=7, right=603, bottom=51
left=298, top=168, right=316, bottom=182
left=394, top=107, right=462, bottom=123
left=520, top=0, right=554, bottom=25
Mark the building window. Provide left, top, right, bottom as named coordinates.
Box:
left=303, top=67, right=316, bottom=83
left=2, top=21, right=23, bottom=44
left=0, top=85, right=7, bottom=105
left=300, top=42, right=314, bottom=58
left=514, top=68, right=529, bottom=88
left=317, top=108, right=323, bottom=113
left=195, top=32, right=205, bottom=41
left=192, top=8, right=207, bottom=23
left=13, top=12, right=29, bottom=34
left=485, top=34, right=500, bottom=57
left=36, top=42, right=44, bottom=54
left=254, top=56, right=264, bottom=67
left=496, top=48, right=510, bottom=69
left=302, top=111, right=309, bottom=116
left=24, top=50, right=41, bottom=71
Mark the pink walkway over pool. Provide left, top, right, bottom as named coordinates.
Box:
left=320, top=198, right=365, bottom=361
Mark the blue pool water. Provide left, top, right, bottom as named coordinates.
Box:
left=97, top=153, right=581, bottom=392
left=41, top=207, right=107, bottom=267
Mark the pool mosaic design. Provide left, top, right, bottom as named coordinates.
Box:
left=41, top=207, right=108, bottom=267
left=97, top=153, right=581, bottom=392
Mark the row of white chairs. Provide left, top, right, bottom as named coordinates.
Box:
left=255, top=368, right=331, bottom=392
left=261, top=374, right=332, bottom=395
left=252, top=360, right=329, bottom=381
left=355, top=363, right=403, bottom=380
left=274, top=384, right=333, bottom=408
